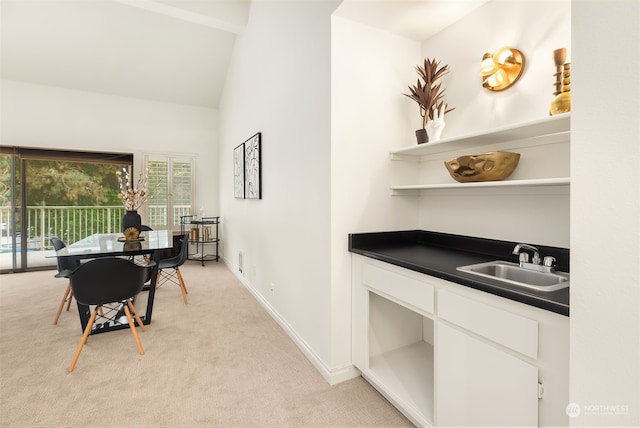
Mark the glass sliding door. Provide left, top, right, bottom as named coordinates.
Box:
left=0, top=147, right=132, bottom=273
left=0, top=153, right=22, bottom=271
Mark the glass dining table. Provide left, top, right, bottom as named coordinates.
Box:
left=52, top=230, right=173, bottom=334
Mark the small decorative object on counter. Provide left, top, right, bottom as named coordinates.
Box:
left=123, top=227, right=140, bottom=241
left=550, top=48, right=571, bottom=115
left=444, top=151, right=520, bottom=183
left=404, top=58, right=455, bottom=144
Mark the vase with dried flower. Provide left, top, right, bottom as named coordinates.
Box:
left=404, top=58, right=455, bottom=144
left=116, top=168, right=149, bottom=233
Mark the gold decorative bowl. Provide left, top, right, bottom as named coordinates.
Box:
left=444, top=151, right=520, bottom=183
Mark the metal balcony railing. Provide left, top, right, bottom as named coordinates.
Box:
left=0, top=205, right=191, bottom=251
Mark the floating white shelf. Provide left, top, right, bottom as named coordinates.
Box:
left=390, top=114, right=570, bottom=158
left=389, top=114, right=570, bottom=193
left=391, top=177, right=571, bottom=193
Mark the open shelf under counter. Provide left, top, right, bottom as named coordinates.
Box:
left=390, top=177, right=570, bottom=194
left=369, top=341, right=435, bottom=426
left=390, top=114, right=570, bottom=159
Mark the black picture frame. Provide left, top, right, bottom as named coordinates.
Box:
left=244, top=133, right=261, bottom=199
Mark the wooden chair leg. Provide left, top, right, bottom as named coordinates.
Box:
left=156, top=271, right=161, bottom=288
left=53, top=283, right=72, bottom=325
left=177, top=268, right=188, bottom=294
left=123, top=305, right=144, bottom=355
left=68, top=309, right=98, bottom=372
left=127, top=300, right=146, bottom=332
left=65, top=288, right=74, bottom=311
left=176, top=268, right=188, bottom=304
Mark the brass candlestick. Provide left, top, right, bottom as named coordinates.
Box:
left=550, top=48, right=571, bottom=115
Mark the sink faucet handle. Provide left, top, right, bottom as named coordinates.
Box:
left=518, top=252, right=530, bottom=263
left=543, top=256, right=556, bottom=267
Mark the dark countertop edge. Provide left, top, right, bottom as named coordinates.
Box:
left=349, top=230, right=570, bottom=317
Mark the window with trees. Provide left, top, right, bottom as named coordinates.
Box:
left=0, top=147, right=133, bottom=272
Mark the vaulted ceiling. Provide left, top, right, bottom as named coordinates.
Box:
left=1, top=0, right=487, bottom=109
left=1, top=0, right=249, bottom=108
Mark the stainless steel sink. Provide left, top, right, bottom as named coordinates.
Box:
left=457, top=260, right=570, bottom=292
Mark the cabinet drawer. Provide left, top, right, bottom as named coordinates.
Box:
left=363, top=262, right=434, bottom=314
left=438, top=289, right=538, bottom=359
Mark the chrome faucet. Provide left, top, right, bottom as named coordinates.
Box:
left=512, top=243, right=556, bottom=273
left=512, top=243, right=540, bottom=264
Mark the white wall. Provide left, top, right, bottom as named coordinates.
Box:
left=330, top=16, right=423, bottom=372
left=422, top=1, right=571, bottom=137
left=331, top=1, right=571, bottom=249
left=570, top=1, right=640, bottom=426
left=416, top=0, right=571, bottom=246
left=218, top=0, right=350, bottom=383
left=0, top=79, right=219, bottom=216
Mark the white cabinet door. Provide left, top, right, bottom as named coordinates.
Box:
left=436, top=322, right=539, bottom=427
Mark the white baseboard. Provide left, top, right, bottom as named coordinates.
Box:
left=221, top=257, right=360, bottom=386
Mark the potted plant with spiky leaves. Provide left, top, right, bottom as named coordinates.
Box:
left=405, top=58, right=455, bottom=143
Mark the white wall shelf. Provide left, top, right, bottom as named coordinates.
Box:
left=391, top=177, right=570, bottom=194
left=390, top=114, right=570, bottom=159
left=389, top=114, right=570, bottom=195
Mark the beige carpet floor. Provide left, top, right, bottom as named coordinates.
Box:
left=0, top=261, right=411, bottom=427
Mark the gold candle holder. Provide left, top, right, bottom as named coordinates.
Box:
left=550, top=48, right=571, bottom=115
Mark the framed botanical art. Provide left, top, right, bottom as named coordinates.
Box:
left=233, top=143, right=245, bottom=198
left=244, top=133, right=262, bottom=199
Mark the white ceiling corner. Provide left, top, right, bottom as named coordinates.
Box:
left=333, top=0, right=490, bottom=41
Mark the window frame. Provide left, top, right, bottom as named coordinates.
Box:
left=141, top=153, right=196, bottom=231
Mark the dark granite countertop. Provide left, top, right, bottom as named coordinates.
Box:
left=349, top=230, right=569, bottom=316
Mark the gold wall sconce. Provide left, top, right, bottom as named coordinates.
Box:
left=480, top=46, right=525, bottom=91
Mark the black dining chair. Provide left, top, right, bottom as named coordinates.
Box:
left=50, top=236, right=81, bottom=325
left=156, top=233, right=190, bottom=304
left=67, top=257, right=155, bottom=372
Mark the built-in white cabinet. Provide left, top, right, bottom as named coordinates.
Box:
left=436, top=322, right=539, bottom=426
left=437, top=289, right=540, bottom=426
left=389, top=114, right=570, bottom=194
left=369, top=294, right=435, bottom=425
left=351, top=254, right=569, bottom=427
left=352, top=257, right=436, bottom=426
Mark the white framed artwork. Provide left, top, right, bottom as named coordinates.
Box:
left=233, top=143, right=244, bottom=198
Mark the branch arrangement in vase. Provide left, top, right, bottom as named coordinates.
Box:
left=116, top=168, right=149, bottom=211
